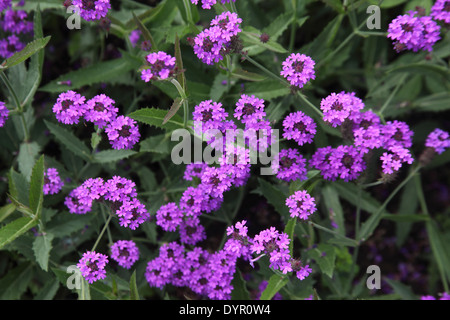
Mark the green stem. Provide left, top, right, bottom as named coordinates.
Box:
left=360, top=180, right=383, bottom=188
left=91, top=213, right=113, bottom=252
left=244, top=56, right=287, bottom=86
left=101, top=205, right=113, bottom=246
left=170, top=78, right=189, bottom=128
left=182, top=0, right=194, bottom=24
left=289, top=0, right=297, bottom=52
left=296, top=91, right=323, bottom=118
left=230, top=0, right=238, bottom=14
left=346, top=185, right=362, bottom=296
left=308, top=221, right=358, bottom=246
left=378, top=74, right=408, bottom=116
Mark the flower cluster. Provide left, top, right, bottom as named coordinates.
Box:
left=190, top=0, right=236, bottom=10
left=43, top=168, right=64, bottom=195
left=282, top=111, right=317, bottom=146
left=72, top=0, right=111, bottom=21
left=421, top=292, right=450, bottom=300
left=140, top=51, right=177, bottom=82
left=320, top=91, right=364, bottom=128
left=387, top=10, right=441, bottom=53
left=110, top=240, right=140, bottom=269
left=77, top=251, right=109, bottom=284
left=53, top=91, right=140, bottom=150
left=0, top=101, right=9, bottom=127
left=431, top=0, right=450, bottom=24
left=271, top=148, right=307, bottom=182
left=285, top=190, right=317, bottom=220
left=0, top=2, right=33, bottom=59
left=425, top=128, right=450, bottom=155
left=65, top=176, right=150, bottom=230
left=193, top=11, right=242, bottom=65
left=280, top=53, right=316, bottom=89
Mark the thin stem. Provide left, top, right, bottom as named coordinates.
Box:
left=170, top=78, right=189, bottom=128
left=230, top=0, right=238, bottom=14
left=360, top=180, right=383, bottom=188
left=91, top=213, right=113, bottom=252
left=289, top=0, right=297, bottom=52
left=296, top=91, right=323, bottom=118
left=182, top=0, right=194, bottom=24
left=244, top=56, right=287, bottom=86
left=308, top=221, right=358, bottom=246
left=378, top=74, right=408, bottom=115
left=101, top=205, right=113, bottom=246
left=346, top=185, right=362, bottom=296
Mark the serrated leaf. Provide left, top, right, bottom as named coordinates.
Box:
left=243, top=80, right=290, bottom=100
left=132, top=12, right=157, bottom=51
left=258, top=178, right=290, bottom=220
left=0, top=203, right=16, bottom=224
left=1, top=36, right=50, bottom=70
left=163, top=98, right=183, bottom=125
left=129, top=271, right=140, bottom=300
left=231, top=269, right=250, bottom=300
left=92, top=150, right=137, bottom=164
left=33, top=232, right=54, bottom=271
left=139, top=134, right=170, bottom=154
left=0, top=217, right=37, bottom=249
left=129, top=107, right=188, bottom=132
left=29, top=155, right=45, bottom=218
left=39, top=52, right=142, bottom=93
left=17, top=142, right=41, bottom=181
left=44, top=120, right=92, bottom=162
left=260, top=274, right=288, bottom=300
left=306, top=244, right=336, bottom=278
left=8, top=169, right=30, bottom=206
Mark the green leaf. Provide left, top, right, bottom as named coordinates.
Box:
left=139, top=134, right=170, bottom=154
left=0, top=263, right=33, bottom=299
left=129, top=271, right=140, bottom=300
left=258, top=178, right=290, bottom=220
left=381, top=213, right=429, bottom=222
left=44, top=120, right=92, bottom=162
left=306, top=244, right=336, bottom=278
left=260, top=274, right=289, bottom=300
left=387, top=62, right=449, bottom=79
left=426, top=220, right=450, bottom=285
left=92, top=150, right=137, bottom=164
left=46, top=213, right=94, bottom=238
left=384, top=278, right=417, bottom=300
left=284, top=218, right=296, bottom=256
left=242, top=80, right=290, bottom=100
left=32, top=232, right=54, bottom=271
left=132, top=12, right=157, bottom=51
left=174, top=33, right=186, bottom=89
left=231, top=68, right=267, bottom=82
left=0, top=203, right=16, bottom=224
left=17, top=142, right=41, bottom=181
left=163, top=98, right=183, bottom=125
left=29, top=155, right=45, bottom=218
left=241, top=30, right=288, bottom=54
left=231, top=269, right=250, bottom=300
left=413, top=92, right=450, bottom=112
left=33, top=279, right=60, bottom=300
left=1, top=36, right=50, bottom=70
left=129, top=107, right=188, bottom=132
left=0, top=217, right=38, bottom=249
left=39, top=52, right=142, bottom=93
left=322, top=185, right=345, bottom=236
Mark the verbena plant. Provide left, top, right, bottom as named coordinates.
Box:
left=0, top=0, right=449, bottom=301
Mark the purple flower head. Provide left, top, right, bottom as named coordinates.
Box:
left=104, top=176, right=137, bottom=202
left=0, top=34, right=25, bottom=59
left=105, top=115, right=140, bottom=150
left=291, top=260, right=312, bottom=280
left=156, top=202, right=184, bottom=232
left=129, top=30, right=141, bottom=48
left=84, top=94, right=118, bottom=128
left=418, top=15, right=441, bottom=52
left=183, top=162, right=209, bottom=181
left=43, top=168, right=64, bottom=195
left=193, top=26, right=227, bottom=65
left=381, top=120, right=414, bottom=149
left=243, top=119, right=275, bottom=153
left=272, top=148, right=307, bottom=182
left=145, top=257, right=171, bottom=289
left=0, top=101, right=9, bottom=127
left=280, top=53, right=316, bottom=88
left=234, top=94, right=266, bottom=125
left=353, top=124, right=383, bottom=154
left=286, top=190, right=317, bottom=220
left=2, top=9, right=33, bottom=34
left=224, top=220, right=252, bottom=260
left=320, top=92, right=364, bottom=127
left=77, top=251, right=108, bottom=284
left=210, top=11, right=242, bottom=42
left=251, top=227, right=291, bottom=271
left=380, top=145, right=414, bottom=175
left=425, top=128, right=450, bottom=155
left=431, top=0, right=450, bottom=24
left=328, top=145, right=366, bottom=182
left=192, top=100, right=229, bottom=135
left=140, top=51, right=176, bottom=82
left=72, top=0, right=111, bottom=21
left=0, top=0, right=11, bottom=12
left=110, top=240, right=139, bottom=269
left=200, top=165, right=234, bottom=197
left=282, top=111, right=316, bottom=146
left=310, top=146, right=338, bottom=181
left=179, top=216, right=206, bottom=245
left=52, top=90, right=87, bottom=125
left=65, top=185, right=94, bottom=214
left=179, top=186, right=208, bottom=217
left=351, top=110, right=381, bottom=131
left=116, top=198, right=149, bottom=230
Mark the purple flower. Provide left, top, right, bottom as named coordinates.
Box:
left=251, top=227, right=291, bottom=272
left=129, top=30, right=141, bottom=48
left=290, top=259, right=312, bottom=280
left=52, top=90, right=87, bottom=125
left=192, top=100, right=229, bottom=134
left=77, top=251, right=108, bottom=284
left=105, top=115, right=140, bottom=150
left=179, top=186, right=208, bottom=216
left=65, top=185, right=94, bottom=214
left=140, top=51, right=176, bottom=82
left=285, top=190, right=317, bottom=220
left=418, top=15, right=441, bottom=52
left=84, top=94, right=118, bottom=128
left=351, top=110, right=381, bottom=131
left=110, top=240, right=139, bottom=269
left=193, top=26, right=227, bottom=65
left=310, top=146, right=337, bottom=181
left=431, top=0, right=450, bottom=24
left=0, top=34, right=25, bottom=59
left=116, top=198, right=149, bottom=230
left=280, top=53, right=315, bottom=88
left=2, top=9, right=33, bottom=34
left=328, top=145, right=366, bottom=182
left=282, top=111, right=316, bottom=146
left=200, top=165, right=234, bottom=197
left=0, top=0, right=11, bottom=12
left=183, top=162, right=209, bottom=181
left=210, top=11, right=242, bottom=42
left=43, top=168, right=64, bottom=195
left=0, top=101, right=9, bottom=127
left=272, top=148, right=307, bottom=182
left=380, top=145, right=414, bottom=175
left=244, top=118, right=275, bottom=153
left=381, top=120, right=414, bottom=149
left=353, top=124, right=383, bottom=154
left=320, top=91, right=364, bottom=127
left=72, top=0, right=111, bottom=21
left=104, top=176, right=137, bottom=202
left=224, top=220, right=252, bottom=260
left=156, top=202, right=184, bottom=232
left=234, top=94, right=266, bottom=125
left=425, top=128, right=450, bottom=155
left=179, top=216, right=206, bottom=245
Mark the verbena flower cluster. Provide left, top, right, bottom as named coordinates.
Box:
left=65, top=176, right=150, bottom=230
left=140, top=51, right=177, bottom=82
left=53, top=91, right=140, bottom=150
left=72, top=0, right=111, bottom=21
left=280, top=53, right=316, bottom=89
left=193, top=11, right=243, bottom=65
left=431, top=0, right=450, bottom=24
left=110, top=240, right=140, bottom=269
left=0, top=101, right=9, bottom=127
left=191, top=0, right=236, bottom=10
left=43, top=168, right=64, bottom=195
left=387, top=9, right=442, bottom=52
left=0, top=1, right=33, bottom=59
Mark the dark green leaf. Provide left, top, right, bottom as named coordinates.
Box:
left=0, top=217, right=37, bottom=249
left=1, top=36, right=50, bottom=70
left=306, top=244, right=336, bottom=278
left=258, top=178, right=290, bottom=220
left=129, top=107, right=188, bottom=132
left=32, top=232, right=54, bottom=271
left=29, top=155, right=45, bottom=218
left=129, top=271, right=140, bottom=300
left=260, top=274, right=288, bottom=300
left=132, top=12, right=157, bottom=51
left=92, top=150, right=137, bottom=164
left=0, top=263, right=33, bottom=299
left=17, top=142, right=41, bottom=180
left=163, top=98, right=183, bottom=125
left=231, top=269, right=250, bottom=300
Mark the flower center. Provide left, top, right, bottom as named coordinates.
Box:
left=401, top=23, right=414, bottom=33
left=119, top=249, right=129, bottom=257
left=202, top=37, right=214, bottom=53
left=202, top=110, right=213, bottom=122
left=82, top=0, right=96, bottom=10
left=280, top=156, right=293, bottom=169
left=331, top=101, right=344, bottom=111
left=61, top=100, right=73, bottom=111
left=119, top=125, right=131, bottom=137
left=342, top=154, right=354, bottom=168
left=293, top=61, right=304, bottom=73
left=242, top=103, right=255, bottom=115
left=294, top=121, right=306, bottom=131
left=94, top=102, right=104, bottom=112
left=393, top=129, right=403, bottom=141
